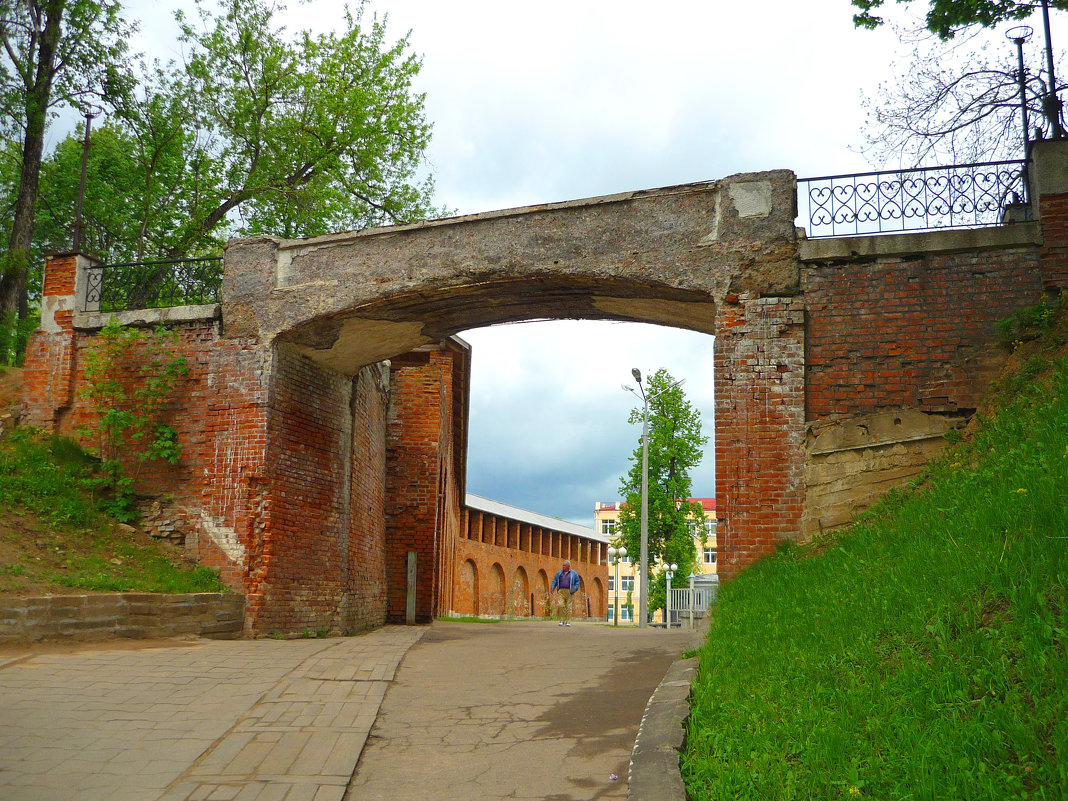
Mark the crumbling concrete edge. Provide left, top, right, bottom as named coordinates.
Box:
left=629, top=615, right=712, bottom=801
left=628, top=654, right=699, bottom=801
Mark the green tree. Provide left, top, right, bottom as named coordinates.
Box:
left=0, top=0, right=134, bottom=336
left=617, top=368, right=708, bottom=618
left=171, top=0, right=441, bottom=249
left=852, top=0, right=1068, bottom=40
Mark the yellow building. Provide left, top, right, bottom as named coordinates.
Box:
left=594, top=498, right=717, bottom=624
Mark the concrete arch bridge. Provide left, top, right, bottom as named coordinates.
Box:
left=21, top=142, right=1068, bottom=635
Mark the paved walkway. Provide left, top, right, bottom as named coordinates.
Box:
left=0, top=621, right=696, bottom=801
left=346, top=621, right=695, bottom=801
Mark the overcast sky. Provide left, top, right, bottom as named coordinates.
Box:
left=369, top=0, right=899, bottom=526
left=117, top=0, right=1054, bottom=526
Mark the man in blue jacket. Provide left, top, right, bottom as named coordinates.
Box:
left=550, top=560, right=581, bottom=626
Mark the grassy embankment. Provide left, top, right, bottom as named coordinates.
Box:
left=683, top=297, right=1068, bottom=801
left=0, top=408, right=225, bottom=595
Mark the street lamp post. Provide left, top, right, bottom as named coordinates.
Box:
left=665, top=562, right=678, bottom=629
left=623, top=369, right=685, bottom=629
left=607, top=545, right=627, bottom=626
left=1007, top=26, right=1034, bottom=193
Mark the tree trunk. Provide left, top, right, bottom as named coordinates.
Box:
left=0, top=0, right=65, bottom=320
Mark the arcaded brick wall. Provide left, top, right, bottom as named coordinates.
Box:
left=803, top=248, right=1043, bottom=419
left=715, top=296, right=806, bottom=580
left=452, top=513, right=608, bottom=619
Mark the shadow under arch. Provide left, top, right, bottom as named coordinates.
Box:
left=278, top=275, right=720, bottom=374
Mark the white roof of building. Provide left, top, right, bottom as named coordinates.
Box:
left=465, top=494, right=608, bottom=543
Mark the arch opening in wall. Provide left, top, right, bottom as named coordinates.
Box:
left=489, top=562, right=507, bottom=618
left=511, top=566, right=530, bottom=618
left=459, top=559, right=479, bottom=617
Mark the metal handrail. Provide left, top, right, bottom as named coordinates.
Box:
left=797, top=160, right=1030, bottom=239
left=84, top=256, right=222, bottom=313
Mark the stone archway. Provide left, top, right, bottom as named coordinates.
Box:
left=535, top=569, right=551, bottom=618
left=589, top=577, right=605, bottom=618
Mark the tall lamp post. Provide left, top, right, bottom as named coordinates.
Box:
left=607, top=545, right=627, bottom=625
left=665, top=562, right=678, bottom=629
left=623, top=369, right=685, bottom=629
left=1008, top=26, right=1034, bottom=194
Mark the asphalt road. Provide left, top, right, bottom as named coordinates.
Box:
left=345, top=620, right=695, bottom=801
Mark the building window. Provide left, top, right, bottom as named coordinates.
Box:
left=608, top=576, right=614, bottom=592
left=621, top=555, right=632, bottom=564
left=687, top=520, right=697, bottom=536
left=704, top=519, right=715, bottom=536
left=607, top=606, right=614, bottom=621
left=620, top=576, right=634, bottom=592
left=601, top=519, right=616, bottom=535
left=703, top=548, right=717, bottom=564
left=620, top=607, right=632, bottom=621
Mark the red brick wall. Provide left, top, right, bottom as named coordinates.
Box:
left=341, top=365, right=390, bottom=632
left=1039, top=192, right=1068, bottom=291
left=803, top=248, right=1043, bottom=418
left=715, top=296, right=806, bottom=580
left=453, top=529, right=608, bottom=619
left=383, top=342, right=471, bottom=623
left=21, top=274, right=395, bottom=635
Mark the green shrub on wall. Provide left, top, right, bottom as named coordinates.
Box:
left=78, top=319, right=189, bottom=520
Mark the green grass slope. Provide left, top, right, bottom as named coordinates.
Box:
left=0, top=426, right=225, bottom=595
left=684, top=304, right=1068, bottom=801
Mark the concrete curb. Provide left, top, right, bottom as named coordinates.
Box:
left=628, top=620, right=710, bottom=801
left=628, top=656, right=698, bottom=801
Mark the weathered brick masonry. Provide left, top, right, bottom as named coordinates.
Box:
left=804, top=245, right=1043, bottom=418
left=385, top=342, right=468, bottom=623
left=715, top=297, right=806, bottom=579
left=21, top=146, right=1068, bottom=632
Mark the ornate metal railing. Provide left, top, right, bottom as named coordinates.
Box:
left=797, top=160, right=1030, bottom=239
left=84, top=257, right=222, bottom=313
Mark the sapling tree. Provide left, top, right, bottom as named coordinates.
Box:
left=618, top=368, right=708, bottom=614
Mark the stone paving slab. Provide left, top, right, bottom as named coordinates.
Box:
left=0, top=626, right=424, bottom=801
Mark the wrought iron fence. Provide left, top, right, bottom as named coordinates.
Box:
left=84, top=257, right=222, bottom=313
left=797, top=160, right=1030, bottom=239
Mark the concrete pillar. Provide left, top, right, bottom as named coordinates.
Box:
left=1030, top=139, right=1068, bottom=290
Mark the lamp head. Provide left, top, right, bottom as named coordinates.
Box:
left=1007, top=25, right=1033, bottom=44
left=631, top=368, right=642, bottom=383
left=619, top=545, right=627, bottom=558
